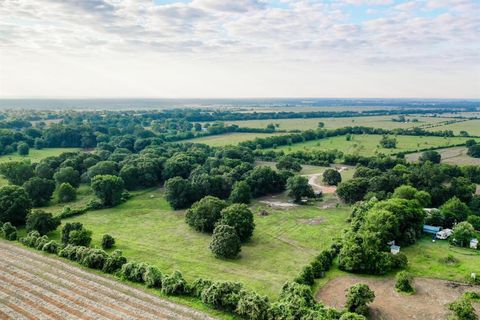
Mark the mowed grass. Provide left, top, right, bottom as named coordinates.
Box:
left=219, top=116, right=450, bottom=131
left=406, top=146, right=480, bottom=166
left=53, top=189, right=350, bottom=298
left=269, top=134, right=470, bottom=157
left=184, top=132, right=285, bottom=147
left=403, top=236, right=480, bottom=283
left=427, top=119, right=480, bottom=136
left=0, top=148, right=80, bottom=163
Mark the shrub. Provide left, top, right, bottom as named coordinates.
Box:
left=201, top=281, right=243, bottom=311
left=58, top=244, right=78, bottom=260
left=395, top=271, right=414, bottom=293
left=80, top=248, right=108, bottom=269
left=61, top=222, right=83, bottom=244
left=294, top=265, right=315, bottom=286
left=229, top=181, right=251, bottom=204
left=103, top=250, right=127, bottom=274
left=57, top=182, right=76, bottom=203
left=26, top=210, right=60, bottom=235
left=185, top=196, right=228, bottom=233
left=339, top=313, right=367, bottom=320
left=236, top=290, right=269, bottom=320
left=451, top=222, right=475, bottom=247
left=101, top=234, right=115, bottom=249
left=389, top=252, right=408, bottom=269
left=218, top=203, right=255, bottom=242
left=310, top=250, right=334, bottom=278
left=161, top=271, right=186, bottom=295
left=68, top=229, right=92, bottom=246
left=448, top=298, right=477, bottom=320
left=35, top=235, right=49, bottom=250
left=1, top=222, right=17, bottom=241
left=42, top=240, right=60, bottom=254
left=323, top=169, right=342, bottom=186
left=120, top=261, right=148, bottom=283
left=17, top=142, right=29, bottom=156
left=345, top=284, right=375, bottom=316
left=190, top=278, right=213, bottom=298
left=20, top=230, right=40, bottom=247
left=209, top=224, right=241, bottom=259
left=74, top=246, right=91, bottom=262
left=143, top=265, right=163, bottom=288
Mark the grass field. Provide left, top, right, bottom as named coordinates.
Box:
left=184, top=132, right=285, bottom=146
left=0, top=148, right=80, bottom=164
left=406, top=146, right=480, bottom=166
left=217, top=116, right=451, bottom=131
left=427, top=119, right=480, bottom=136
left=268, top=134, right=471, bottom=157
left=49, top=189, right=350, bottom=298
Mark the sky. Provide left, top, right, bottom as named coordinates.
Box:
left=0, top=0, right=479, bottom=99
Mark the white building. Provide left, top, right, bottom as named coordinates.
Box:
left=470, top=239, right=478, bottom=249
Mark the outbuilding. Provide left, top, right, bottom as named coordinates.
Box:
left=470, top=239, right=478, bottom=249
left=423, top=225, right=441, bottom=234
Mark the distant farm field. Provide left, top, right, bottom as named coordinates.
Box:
left=268, top=134, right=471, bottom=157
left=406, top=146, right=480, bottom=166
left=427, top=119, right=480, bottom=136
left=184, top=132, right=285, bottom=146
left=51, top=189, right=350, bottom=298
left=0, top=148, right=80, bottom=163
left=219, top=116, right=451, bottom=131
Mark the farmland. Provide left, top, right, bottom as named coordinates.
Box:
left=183, top=132, right=285, bottom=146
left=267, top=134, right=472, bottom=157
left=406, top=146, right=480, bottom=166
left=427, top=119, right=480, bottom=136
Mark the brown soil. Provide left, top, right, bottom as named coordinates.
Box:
left=316, top=276, right=480, bottom=320
left=298, top=217, right=326, bottom=225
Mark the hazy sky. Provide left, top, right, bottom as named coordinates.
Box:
left=1, top=0, right=479, bottom=98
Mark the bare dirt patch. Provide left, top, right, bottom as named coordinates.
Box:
left=297, top=217, right=326, bottom=225
left=316, top=275, right=480, bottom=320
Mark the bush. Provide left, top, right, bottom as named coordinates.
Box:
left=35, top=235, right=49, bottom=250
left=190, top=278, right=213, bottom=298
left=17, top=142, right=29, bottom=156
left=120, top=261, right=148, bottom=283
left=42, top=240, right=60, bottom=254
left=236, top=290, right=269, bottom=320
left=451, top=222, right=476, bottom=247
left=310, top=250, right=334, bottom=278
left=103, top=250, right=127, bottom=274
left=448, top=298, right=477, bottom=320
left=209, top=224, right=241, bottom=259
left=185, top=196, right=228, bottom=233
left=1, top=222, right=17, bottom=241
left=395, top=271, right=414, bottom=293
left=323, top=169, right=342, bottom=186
left=26, top=210, right=60, bottom=235
left=161, top=271, right=186, bottom=295
left=294, top=265, right=315, bottom=286
left=61, top=222, right=83, bottom=243
left=20, top=230, right=40, bottom=247
left=201, top=281, right=243, bottom=311
left=143, top=265, right=163, bottom=288
left=68, top=229, right=92, bottom=246
left=345, top=283, right=375, bottom=316
left=58, top=244, right=78, bottom=260
left=229, top=181, right=251, bottom=204
left=218, top=203, right=255, bottom=242
left=57, top=182, right=76, bottom=203
left=339, top=313, right=367, bottom=320
left=81, top=248, right=108, bottom=270
left=101, top=234, right=115, bottom=249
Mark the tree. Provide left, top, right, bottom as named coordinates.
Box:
left=61, top=222, right=83, bottom=244
left=26, top=210, right=60, bottom=235
left=91, top=175, right=125, bottom=206
left=1, top=222, right=17, bottom=241
left=0, top=185, right=32, bottom=225
left=448, top=298, right=477, bottom=320
left=54, top=166, right=80, bottom=188
left=185, top=196, right=228, bottom=233
left=246, top=166, right=286, bottom=197
left=345, top=283, right=375, bottom=316
left=218, top=204, right=255, bottom=242
left=163, top=153, right=195, bottom=179
left=467, top=215, right=480, bottom=230
left=0, top=161, right=34, bottom=185
left=68, top=229, right=92, bottom=246
left=23, top=177, right=55, bottom=207
left=440, top=197, right=471, bottom=227
left=164, top=177, right=193, bottom=210
left=229, top=181, right=251, bottom=204
left=323, top=169, right=342, bottom=186
left=395, top=271, right=414, bottom=293
left=337, top=178, right=368, bottom=204
left=87, top=161, right=118, bottom=180
left=451, top=222, right=475, bottom=247
left=379, top=135, right=397, bottom=149
left=276, top=156, right=302, bottom=172
left=101, top=234, right=115, bottom=249
left=209, top=225, right=241, bottom=259
left=287, top=175, right=314, bottom=202
left=57, top=182, right=76, bottom=203
left=467, top=144, right=480, bottom=158
left=17, top=142, right=30, bottom=156
left=235, top=291, right=269, bottom=320
left=419, top=150, right=441, bottom=163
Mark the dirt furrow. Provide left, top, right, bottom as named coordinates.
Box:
left=0, top=288, right=42, bottom=320
left=0, top=242, right=215, bottom=320
left=0, top=257, right=158, bottom=319
left=0, top=258, right=127, bottom=320
left=0, top=291, right=31, bottom=320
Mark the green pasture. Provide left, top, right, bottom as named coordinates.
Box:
left=427, top=119, right=480, bottom=136
left=268, top=134, right=470, bottom=157
left=184, top=132, right=285, bottom=147
left=406, top=146, right=480, bottom=166
left=0, top=148, right=80, bottom=164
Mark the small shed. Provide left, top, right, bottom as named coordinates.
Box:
left=423, top=225, right=441, bottom=234
left=390, top=245, right=401, bottom=255
left=470, top=239, right=478, bottom=249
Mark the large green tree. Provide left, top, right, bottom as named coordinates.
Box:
left=0, top=185, right=32, bottom=225
left=286, top=175, right=314, bottom=202
left=26, top=210, right=60, bottom=235
left=53, top=166, right=80, bottom=188
left=186, top=196, right=228, bottom=233
left=209, top=224, right=241, bottom=259
left=0, top=161, right=34, bottom=185
left=91, top=175, right=125, bottom=206
left=23, top=177, right=55, bottom=207
left=218, top=204, right=255, bottom=242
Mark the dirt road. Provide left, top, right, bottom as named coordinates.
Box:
left=0, top=240, right=217, bottom=320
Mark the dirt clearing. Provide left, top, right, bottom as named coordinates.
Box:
left=0, top=240, right=216, bottom=320
left=316, top=275, right=480, bottom=320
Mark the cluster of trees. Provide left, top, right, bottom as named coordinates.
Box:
left=379, top=135, right=397, bottom=149
left=466, top=139, right=480, bottom=158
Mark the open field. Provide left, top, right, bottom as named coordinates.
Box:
left=214, top=116, right=451, bottom=131
left=268, top=134, right=471, bottom=157
left=49, top=189, right=350, bottom=298
left=427, top=119, right=480, bottom=136
left=0, top=240, right=216, bottom=320
left=406, top=146, right=480, bottom=166
left=184, top=132, right=285, bottom=147
left=317, top=275, right=480, bottom=320
left=0, top=148, right=80, bottom=163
